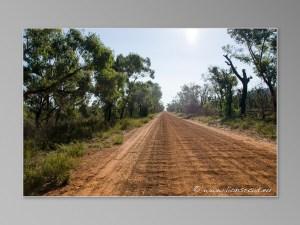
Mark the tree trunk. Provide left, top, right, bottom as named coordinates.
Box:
left=120, top=105, right=125, bottom=119
left=105, top=104, right=112, bottom=122
left=269, top=86, right=277, bottom=113
left=129, top=103, right=134, bottom=117
left=35, top=111, right=41, bottom=128
left=261, top=74, right=276, bottom=113
left=225, top=88, right=233, bottom=118
left=240, top=83, right=248, bottom=116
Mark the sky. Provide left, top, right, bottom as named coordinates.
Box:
left=84, top=28, right=263, bottom=106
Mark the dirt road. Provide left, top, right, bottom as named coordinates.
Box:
left=47, top=112, right=277, bottom=196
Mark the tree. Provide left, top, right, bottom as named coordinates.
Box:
left=129, top=81, right=163, bottom=117
left=114, top=53, right=155, bottom=118
left=227, top=29, right=277, bottom=113
left=223, top=54, right=252, bottom=116
left=94, top=67, right=125, bottom=122
left=23, top=29, right=117, bottom=127
left=23, top=29, right=92, bottom=127
left=170, top=84, right=202, bottom=115
left=208, top=67, right=237, bottom=117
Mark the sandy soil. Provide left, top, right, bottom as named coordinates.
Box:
left=46, top=112, right=277, bottom=196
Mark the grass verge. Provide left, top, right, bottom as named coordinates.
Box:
left=190, top=115, right=276, bottom=141
left=24, top=142, right=83, bottom=195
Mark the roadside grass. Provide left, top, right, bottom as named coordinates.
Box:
left=192, top=115, right=276, bottom=141
left=24, top=142, right=82, bottom=195
left=112, top=134, right=123, bottom=145
left=91, top=115, right=154, bottom=149
left=24, top=114, right=155, bottom=196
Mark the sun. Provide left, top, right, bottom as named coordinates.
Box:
left=185, top=28, right=199, bottom=45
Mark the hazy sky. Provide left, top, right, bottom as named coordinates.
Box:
left=85, top=28, right=262, bottom=106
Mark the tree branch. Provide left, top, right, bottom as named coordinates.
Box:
left=24, top=66, right=87, bottom=99
left=223, top=54, right=243, bottom=81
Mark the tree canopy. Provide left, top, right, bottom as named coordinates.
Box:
left=23, top=28, right=164, bottom=146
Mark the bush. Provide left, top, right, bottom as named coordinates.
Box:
left=24, top=152, right=73, bottom=195
left=58, top=142, right=84, bottom=157
left=23, top=142, right=85, bottom=195
left=24, top=165, right=44, bottom=195
left=240, top=122, right=250, bottom=130
left=112, top=134, right=123, bottom=145
left=256, top=122, right=276, bottom=139
left=41, top=152, right=73, bottom=189
left=119, top=119, right=131, bottom=130
left=193, top=115, right=276, bottom=140
left=118, top=117, right=150, bottom=130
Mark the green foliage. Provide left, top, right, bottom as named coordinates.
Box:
left=24, top=142, right=85, bottom=195
left=24, top=165, right=44, bottom=195
left=195, top=116, right=276, bottom=140
left=23, top=28, right=163, bottom=152
left=114, top=53, right=155, bottom=80
left=112, top=134, right=123, bottom=145
left=119, top=118, right=132, bottom=130
left=41, top=152, right=73, bottom=188
left=114, top=53, right=163, bottom=118
left=117, top=115, right=153, bottom=131
left=167, top=83, right=210, bottom=115
left=226, top=28, right=277, bottom=112
left=58, top=142, right=85, bottom=157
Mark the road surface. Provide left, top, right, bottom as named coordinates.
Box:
left=47, top=112, right=277, bottom=196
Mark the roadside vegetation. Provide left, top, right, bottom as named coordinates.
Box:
left=181, top=115, right=276, bottom=140
left=24, top=114, right=155, bottom=195
left=168, top=29, right=277, bottom=140
left=23, top=29, right=163, bottom=195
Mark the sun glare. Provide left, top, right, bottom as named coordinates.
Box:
left=185, top=28, right=199, bottom=45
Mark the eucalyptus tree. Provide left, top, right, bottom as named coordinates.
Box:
left=208, top=66, right=237, bottom=117
left=114, top=53, right=155, bottom=118
left=23, top=29, right=115, bottom=127
left=23, top=29, right=91, bottom=127
left=227, top=29, right=277, bottom=112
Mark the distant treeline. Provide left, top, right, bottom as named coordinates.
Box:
left=23, top=29, right=164, bottom=149
left=167, top=29, right=277, bottom=120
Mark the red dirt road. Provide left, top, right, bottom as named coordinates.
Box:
left=47, top=112, right=277, bottom=196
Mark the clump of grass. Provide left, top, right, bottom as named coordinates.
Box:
left=255, top=122, right=276, bottom=139
left=41, top=152, right=73, bottom=188
left=24, top=165, right=44, bottom=195
left=24, top=142, right=85, bottom=196
left=118, top=116, right=151, bottom=130
left=112, top=134, right=123, bottom=145
left=97, top=115, right=154, bottom=148
left=192, top=115, right=276, bottom=140
left=58, top=142, right=84, bottom=157
left=148, top=114, right=155, bottom=120
left=141, top=117, right=150, bottom=124
left=119, top=119, right=131, bottom=130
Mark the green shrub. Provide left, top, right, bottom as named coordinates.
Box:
left=141, top=118, right=150, bottom=124
left=112, top=134, right=123, bottom=145
left=58, top=142, right=84, bottom=157
left=120, top=119, right=131, bottom=130
left=24, top=165, right=44, bottom=195
left=119, top=118, right=145, bottom=130
left=23, top=143, right=83, bottom=195
left=240, top=122, right=250, bottom=130
left=256, top=122, right=276, bottom=139
left=41, top=152, right=73, bottom=189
